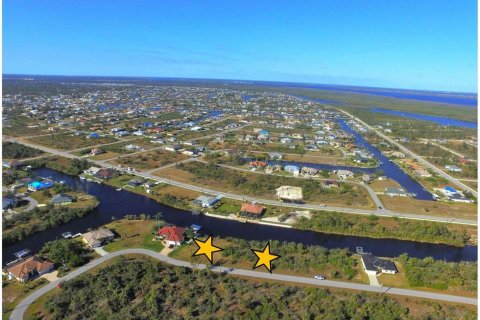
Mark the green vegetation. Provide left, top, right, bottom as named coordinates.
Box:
left=103, top=218, right=165, bottom=252
left=398, top=254, right=477, bottom=292
left=28, top=157, right=91, bottom=176
left=3, top=200, right=99, bottom=246
left=176, top=161, right=371, bottom=207
left=222, top=238, right=357, bottom=279
left=294, top=211, right=470, bottom=247
left=28, top=133, right=117, bottom=150
left=40, top=239, right=89, bottom=268
left=2, top=142, right=44, bottom=159
left=31, top=256, right=477, bottom=320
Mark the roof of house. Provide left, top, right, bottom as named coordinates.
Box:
left=240, top=203, right=265, bottom=215
left=157, top=226, right=185, bottom=242
left=444, top=186, right=457, bottom=193
left=82, top=228, right=114, bottom=247
left=7, top=256, right=54, bottom=279
left=361, top=253, right=397, bottom=273
left=51, top=193, right=73, bottom=204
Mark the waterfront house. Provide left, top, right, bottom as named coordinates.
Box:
left=82, top=228, right=115, bottom=248
left=28, top=180, right=54, bottom=192
left=3, top=197, right=17, bottom=210
left=156, top=226, right=185, bottom=247
left=95, top=168, right=118, bottom=180
left=301, top=166, right=318, bottom=177
left=6, top=256, right=55, bottom=283
left=51, top=193, right=74, bottom=205
left=193, top=195, right=221, bottom=208
left=336, top=170, right=354, bottom=180
left=284, top=165, right=300, bottom=176
left=239, top=203, right=266, bottom=219
left=360, top=253, right=397, bottom=275
left=85, top=166, right=101, bottom=176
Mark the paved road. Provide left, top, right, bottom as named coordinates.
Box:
left=337, top=109, right=478, bottom=197
left=210, top=160, right=384, bottom=209
left=9, top=249, right=477, bottom=319
left=5, top=137, right=477, bottom=226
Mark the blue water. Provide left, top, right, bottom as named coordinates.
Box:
left=371, top=108, right=477, bottom=129
left=268, top=120, right=434, bottom=200
left=248, top=80, right=478, bottom=107
left=3, top=168, right=475, bottom=264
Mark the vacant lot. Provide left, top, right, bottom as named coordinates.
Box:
left=109, top=149, right=189, bottom=170
left=28, top=133, right=117, bottom=150
left=379, top=195, right=477, bottom=220
left=103, top=219, right=164, bottom=252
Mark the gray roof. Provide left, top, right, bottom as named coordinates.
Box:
left=51, top=193, right=73, bottom=204
left=361, top=254, right=397, bottom=273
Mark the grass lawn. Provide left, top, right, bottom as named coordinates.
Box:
left=2, top=278, right=49, bottom=320
left=103, top=219, right=164, bottom=252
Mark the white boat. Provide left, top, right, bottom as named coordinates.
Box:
left=61, top=232, right=73, bottom=239
left=116, top=188, right=122, bottom=191
left=14, top=249, right=31, bottom=259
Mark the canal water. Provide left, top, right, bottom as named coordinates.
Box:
left=3, top=168, right=476, bottom=264
left=267, top=120, right=433, bottom=200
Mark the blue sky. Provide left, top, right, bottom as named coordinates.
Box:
left=3, top=0, right=477, bottom=92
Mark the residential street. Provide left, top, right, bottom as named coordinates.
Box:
left=9, top=248, right=477, bottom=320
left=4, top=137, right=477, bottom=226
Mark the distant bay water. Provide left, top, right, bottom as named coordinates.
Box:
left=371, top=108, right=477, bottom=128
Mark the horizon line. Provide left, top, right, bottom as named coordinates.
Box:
left=3, top=73, right=478, bottom=95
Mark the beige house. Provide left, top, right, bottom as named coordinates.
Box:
left=276, top=186, right=303, bottom=201
left=82, top=228, right=114, bottom=248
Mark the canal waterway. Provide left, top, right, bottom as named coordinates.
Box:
left=266, top=120, right=433, bottom=200
left=3, top=168, right=476, bottom=264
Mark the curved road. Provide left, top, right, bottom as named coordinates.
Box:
left=9, top=249, right=477, bottom=319
left=5, top=137, right=477, bottom=226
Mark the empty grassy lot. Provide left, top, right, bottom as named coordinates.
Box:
left=27, top=133, right=117, bottom=150
left=109, top=149, right=189, bottom=170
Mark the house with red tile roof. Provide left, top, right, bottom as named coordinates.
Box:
left=6, top=256, right=55, bottom=282
left=239, top=203, right=266, bottom=219
left=156, top=226, right=186, bottom=247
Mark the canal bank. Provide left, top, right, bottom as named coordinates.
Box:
left=3, top=168, right=476, bottom=264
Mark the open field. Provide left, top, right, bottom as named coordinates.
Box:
left=369, top=179, right=402, bottom=192
left=379, top=195, right=477, bottom=220
left=108, top=149, right=189, bottom=170
left=27, top=133, right=117, bottom=150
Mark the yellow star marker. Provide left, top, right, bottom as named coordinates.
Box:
left=251, top=242, right=280, bottom=273
left=193, top=235, right=224, bottom=263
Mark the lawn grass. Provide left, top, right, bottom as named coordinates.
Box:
left=103, top=219, right=164, bottom=252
